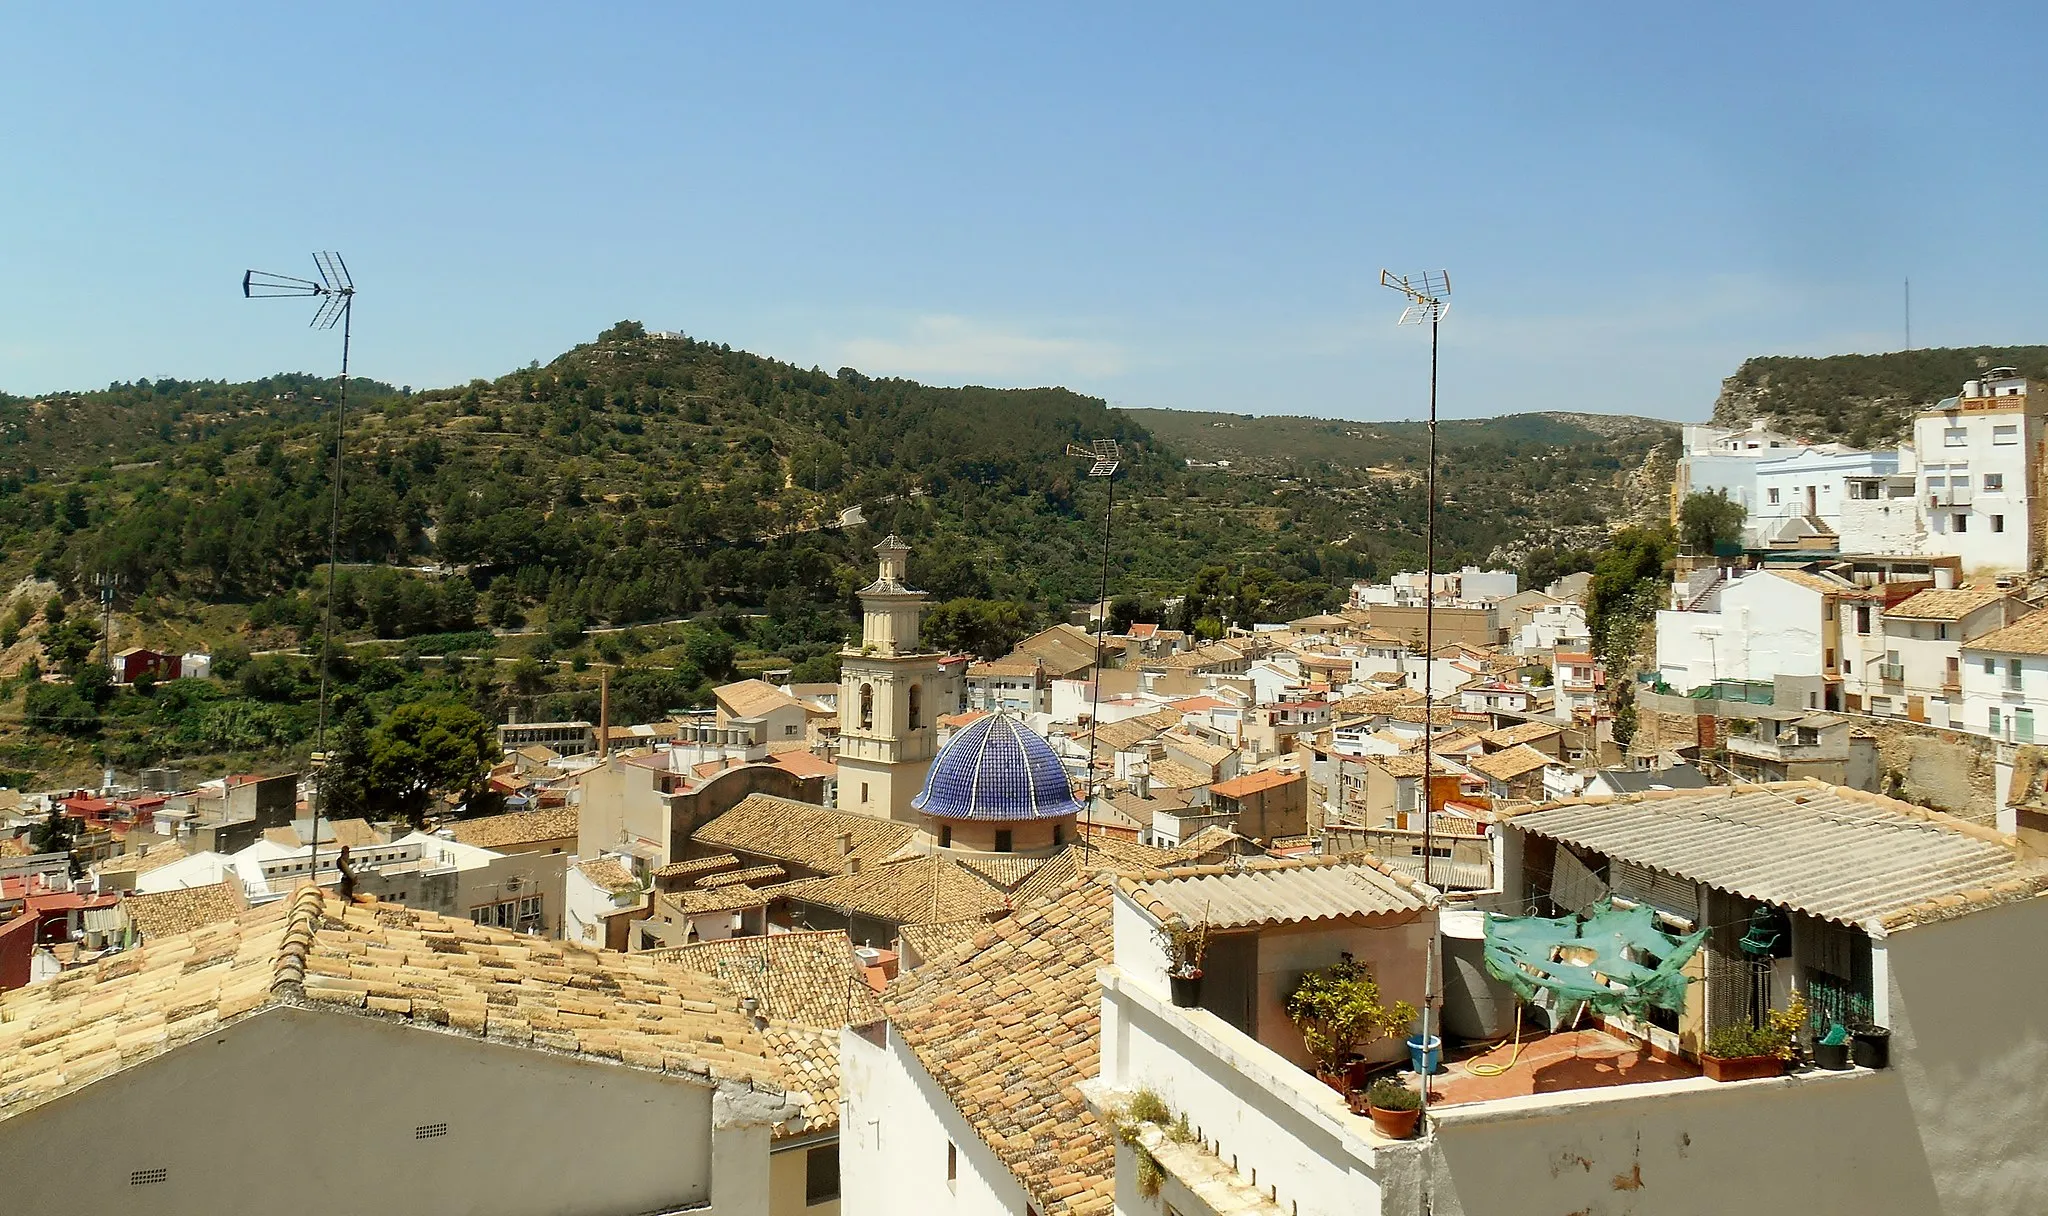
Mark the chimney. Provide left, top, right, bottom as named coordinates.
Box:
left=846, top=855, right=863, bottom=876
left=839, top=831, right=854, bottom=856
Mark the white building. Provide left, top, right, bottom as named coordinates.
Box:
left=1960, top=610, right=2048, bottom=745
left=1514, top=600, right=1590, bottom=654
left=1837, top=587, right=2020, bottom=724
left=1091, top=781, right=2048, bottom=1216
left=1914, top=370, right=2043, bottom=576
left=0, top=887, right=810, bottom=1216
left=1673, top=420, right=1801, bottom=521
left=1655, top=567, right=1870, bottom=698
left=1751, top=445, right=1920, bottom=554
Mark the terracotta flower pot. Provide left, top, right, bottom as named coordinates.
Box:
left=1701, top=1053, right=1785, bottom=1083
left=1368, top=1104, right=1422, bottom=1139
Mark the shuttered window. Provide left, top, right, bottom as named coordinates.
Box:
left=1611, top=861, right=1699, bottom=923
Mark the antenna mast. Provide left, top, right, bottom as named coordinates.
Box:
left=1066, top=438, right=1123, bottom=864
left=243, top=252, right=356, bottom=890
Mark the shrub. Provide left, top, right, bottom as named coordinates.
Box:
left=1365, top=1077, right=1421, bottom=1112
left=1284, top=957, right=1417, bottom=1075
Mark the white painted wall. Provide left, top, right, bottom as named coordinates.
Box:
left=1655, top=572, right=1823, bottom=692
left=0, top=1004, right=788, bottom=1216
left=1959, top=643, right=2048, bottom=743
left=1915, top=405, right=2036, bottom=575
left=839, top=1027, right=1033, bottom=1216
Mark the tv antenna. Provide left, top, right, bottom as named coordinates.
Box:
left=1383, top=267, right=1450, bottom=1134
left=1065, top=438, right=1124, bottom=861
left=243, top=252, right=357, bottom=888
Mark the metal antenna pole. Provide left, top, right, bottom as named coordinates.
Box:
left=1422, top=311, right=1438, bottom=889
left=1381, top=270, right=1450, bottom=889
left=244, top=252, right=356, bottom=892
left=1067, top=439, right=1123, bottom=863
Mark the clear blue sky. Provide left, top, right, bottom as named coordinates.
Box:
left=4, top=3, right=2042, bottom=420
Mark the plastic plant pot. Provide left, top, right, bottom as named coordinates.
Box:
left=1813, top=1040, right=1851, bottom=1071
left=1851, top=1026, right=1890, bottom=1070
left=1169, top=971, right=1203, bottom=1009
left=1406, top=1034, right=1443, bottom=1075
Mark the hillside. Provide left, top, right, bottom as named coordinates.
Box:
left=1710, top=346, right=2048, bottom=447
left=0, top=324, right=1670, bottom=786
left=1127, top=407, right=1678, bottom=568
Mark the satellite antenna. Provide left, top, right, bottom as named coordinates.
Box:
left=243, top=252, right=357, bottom=889
left=1065, top=439, right=1124, bottom=860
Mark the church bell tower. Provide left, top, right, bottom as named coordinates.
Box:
left=837, top=537, right=943, bottom=821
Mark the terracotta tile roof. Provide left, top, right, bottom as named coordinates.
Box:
left=1173, top=824, right=1244, bottom=862
left=328, top=818, right=383, bottom=849
left=1886, top=587, right=2010, bottom=621
left=898, top=916, right=995, bottom=963
left=1209, top=769, right=1302, bottom=799
left=1765, top=568, right=1880, bottom=599
left=0, top=888, right=791, bottom=1126
left=576, top=858, right=642, bottom=894
left=697, top=863, right=787, bottom=888
left=122, top=879, right=247, bottom=939
left=446, top=807, right=580, bottom=850
left=668, top=886, right=774, bottom=915
left=1014, top=624, right=1102, bottom=675
left=715, top=678, right=803, bottom=720
left=762, top=856, right=1012, bottom=925
left=654, top=853, right=741, bottom=881
left=1966, top=610, right=2048, bottom=657
left=764, top=1023, right=843, bottom=1134
left=770, top=750, right=836, bottom=780
left=1361, top=752, right=1458, bottom=778
left=126, top=840, right=190, bottom=876
left=1467, top=743, right=1555, bottom=782
left=886, top=878, right=1116, bottom=1216
left=970, top=657, right=1046, bottom=678
left=1479, top=721, right=1562, bottom=750
left=1145, top=758, right=1211, bottom=792
left=951, top=854, right=1046, bottom=890
left=1333, top=690, right=1426, bottom=716
left=694, top=795, right=916, bottom=875
left=646, top=930, right=883, bottom=1029
left=1091, top=710, right=1183, bottom=755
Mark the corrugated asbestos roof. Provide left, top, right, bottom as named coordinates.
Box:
left=1120, top=857, right=1434, bottom=930
left=1513, top=780, right=2048, bottom=929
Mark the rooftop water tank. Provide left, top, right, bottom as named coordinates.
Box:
left=1439, top=909, right=1519, bottom=1041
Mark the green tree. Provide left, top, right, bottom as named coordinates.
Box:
left=1679, top=490, right=1746, bottom=554
left=1585, top=526, right=1674, bottom=663
left=28, top=807, right=76, bottom=859
left=364, top=700, right=496, bottom=826
left=921, top=598, right=1038, bottom=659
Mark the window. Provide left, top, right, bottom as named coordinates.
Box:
left=994, top=830, right=1013, bottom=853
left=1994, top=515, right=2006, bottom=533
left=1953, top=474, right=1971, bottom=490
left=1985, top=473, right=2005, bottom=493
left=938, top=824, right=952, bottom=848
left=1990, top=707, right=2003, bottom=735
left=908, top=683, right=923, bottom=730
left=859, top=684, right=874, bottom=730
left=1988, top=656, right=2001, bottom=675
left=1767, top=487, right=1781, bottom=505
left=1854, top=605, right=1871, bottom=634
left=2011, top=660, right=2025, bottom=692
left=784, top=725, right=800, bottom=737
left=1995, top=424, right=2019, bottom=445
left=805, top=1145, right=841, bottom=1206
left=1936, top=624, right=1949, bottom=641
left=1954, top=513, right=1968, bottom=533
left=2021, top=709, right=2038, bottom=745
left=860, top=782, right=870, bottom=805
left=947, top=1142, right=958, bottom=1188
left=1945, top=428, right=1968, bottom=447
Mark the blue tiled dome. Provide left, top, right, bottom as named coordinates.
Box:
left=912, top=713, right=1083, bottom=822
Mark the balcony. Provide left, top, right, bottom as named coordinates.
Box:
left=1927, top=488, right=1973, bottom=508
left=1880, top=662, right=1905, bottom=682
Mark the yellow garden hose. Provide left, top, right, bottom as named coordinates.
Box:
left=1465, top=999, right=1526, bottom=1077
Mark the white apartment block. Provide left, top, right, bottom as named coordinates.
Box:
left=1960, top=613, right=2048, bottom=746
left=1656, top=568, right=1864, bottom=697
left=1915, top=369, right=2043, bottom=576
left=1836, top=588, right=2020, bottom=725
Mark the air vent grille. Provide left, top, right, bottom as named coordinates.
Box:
left=131, top=1168, right=168, bottom=1186
left=416, top=1122, right=449, bottom=1140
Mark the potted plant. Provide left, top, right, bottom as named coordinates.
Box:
left=1362, top=1076, right=1422, bottom=1139
left=1154, top=915, right=1212, bottom=1008
left=1701, top=1024, right=1786, bottom=1082
left=1847, top=995, right=1890, bottom=1070
left=1284, top=954, right=1417, bottom=1095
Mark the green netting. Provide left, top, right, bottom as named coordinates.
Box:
left=1483, top=899, right=1709, bottom=1015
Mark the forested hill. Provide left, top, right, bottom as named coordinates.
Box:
left=1, top=322, right=1680, bottom=678
left=1711, top=346, right=2048, bottom=447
